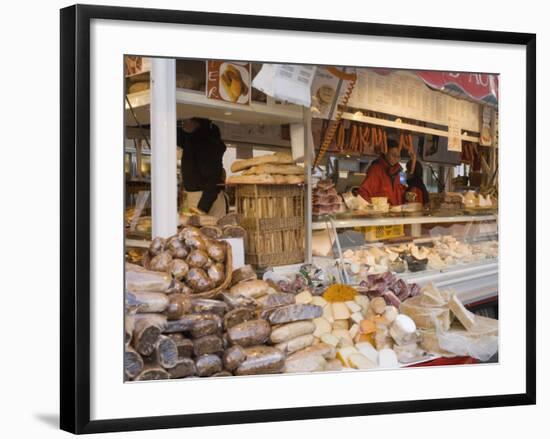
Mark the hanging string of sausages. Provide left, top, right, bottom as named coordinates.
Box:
left=313, top=68, right=357, bottom=168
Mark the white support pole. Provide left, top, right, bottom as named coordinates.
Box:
left=301, top=107, right=313, bottom=263
left=150, top=58, right=178, bottom=238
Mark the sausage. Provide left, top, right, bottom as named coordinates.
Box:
left=230, top=265, right=257, bottom=286
left=167, top=358, right=196, bottom=379
left=170, top=259, right=189, bottom=281
left=165, top=294, right=192, bottom=320
left=223, top=345, right=247, bottom=371
left=223, top=307, right=257, bottom=330
left=234, top=346, right=286, bottom=376
left=149, top=251, right=173, bottom=272
left=229, top=280, right=272, bottom=299
left=162, top=313, right=221, bottom=335
left=270, top=321, right=316, bottom=344
left=126, top=291, right=169, bottom=313
left=195, top=354, right=223, bottom=377
left=189, top=298, right=228, bottom=317
left=274, top=334, right=315, bottom=355
left=256, top=292, right=296, bottom=309
left=262, top=304, right=323, bottom=325
left=148, top=237, right=165, bottom=257
left=227, top=319, right=271, bottom=347
left=126, top=263, right=172, bottom=292
left=205, top=241, right=226, bottom=263
left=193, top=335, right=224, bottom=356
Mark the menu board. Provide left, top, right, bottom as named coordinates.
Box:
left=207, top=61, right=251, bottom=105
left=346, top=70, right=481, bottom=133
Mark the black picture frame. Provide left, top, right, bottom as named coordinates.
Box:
left=60, top=4, right=536, bottom=434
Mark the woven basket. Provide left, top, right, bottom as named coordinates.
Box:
left=190, top=240, right=233, bottom=299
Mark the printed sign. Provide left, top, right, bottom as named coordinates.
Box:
left=447, top=116, right=462, bottom=152
left=207, top=61, right=251, bottom=105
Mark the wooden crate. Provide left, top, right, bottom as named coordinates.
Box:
left=235, top=184, right=305, bottom=268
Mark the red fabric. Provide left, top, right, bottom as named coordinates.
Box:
left=358, top=157, right=405, bottom=206
left=405, top=187, right=425, bottom=205
left=406, top=356, right=478, bottom=367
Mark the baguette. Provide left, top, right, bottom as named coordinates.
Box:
left=230, top=153, right=294, bottom=173
left=242, top=164, right=304, bottom=176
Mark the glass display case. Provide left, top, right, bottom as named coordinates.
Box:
left=311, top=212, right=498, bottom=307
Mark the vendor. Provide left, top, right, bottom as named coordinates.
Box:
left=405, top=159, right=430, bottom=205
left=177, top=117, right=228, bottom=217
left=358, top=139, right=405, bottom=206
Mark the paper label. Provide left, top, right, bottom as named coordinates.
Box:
left=447, top=116, right=462, bottom=152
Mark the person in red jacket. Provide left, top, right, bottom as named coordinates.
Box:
left=404, top=159, right=430, bottom=205
left=358, top=140, right=405, bottom=206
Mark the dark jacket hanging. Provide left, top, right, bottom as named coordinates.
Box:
left=177, top=119, right=226, bottom=213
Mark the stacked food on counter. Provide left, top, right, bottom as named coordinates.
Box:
left=312, top=179, right=342, bottom=216
left=430, top=191, right=497, bottom=212
left=125, top=223, right=497, bottom=380
left=339, top=236, right=498, bottom=281
left=227, top=153, right=305, bottom=185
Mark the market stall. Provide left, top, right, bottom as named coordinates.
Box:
left=123, top=57, right=499, bottom=381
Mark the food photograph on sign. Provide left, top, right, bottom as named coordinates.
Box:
left=124, top=57, right=499, bottom=381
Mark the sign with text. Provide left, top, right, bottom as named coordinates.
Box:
left=207, top=61, right=251, bottom=105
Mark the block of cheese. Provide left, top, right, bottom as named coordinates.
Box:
left=350, top=312, right=363, bottom=325
left=313, top=317, right=332, bottom=338
left=348, top=353, right=377, bottom=370
left=355, top=342, right=378, bottom=365
left=360, top=319, right=377, bottom=334
left=332, top=329, right=353, bottom=346
left=345, top=301, right=362, bottom=314
left=378, top=348, right=399, bottom=369
left=420, top=283, right=446, bottom=307
left=354, top=295, right=370, bottom=313
left=311, top=296, right=328, bottom=308
left=332, top=319, right=349, bottom=331
left=336, top=346, right=359, bottom=367
left=332, top=302, right=351, bottom=320
left=320, top=333, right=340, bottom=347
left=322, top=304, right=334, bottom=323
left=370, top=297, right=386, bottom=315
left=448, top=294, right=476, bottom=331
left=383, top=306, right=399, bottom=324
left=389, top=314, right=417, bottom=345
left=295, top=290, right=313, bottom=304
left=349, top=323, right=360, bottom=339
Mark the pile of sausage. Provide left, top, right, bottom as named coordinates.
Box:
left=125, top=264, right=331, bottom=380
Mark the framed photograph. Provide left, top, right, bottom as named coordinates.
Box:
left=60, top=4, right=536, bottom=434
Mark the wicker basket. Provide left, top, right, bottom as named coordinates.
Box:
left=235, top=184, right=305, bottom=268
left=190, top=240, right=233, bottom=299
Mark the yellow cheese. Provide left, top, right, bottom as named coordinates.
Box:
left=312, top=317, right=332, bottom=338
left=295, top=290, right=313, bottom=304
left=322, top=304, right=334, bottom=323
left=349, top=323, right=360, bottom=339
left=448, top=294, right=476, bottom=331
left=332, top=329, right=353, bottom=346
left=311, top=296, right=328, bottom=308
left=345, top=301, right=362, bottom=314
left=320, top=333, right=340, bottom=347
left=336, top=346, right=359, bottom=367
left=332, top=302, right=351, bottom=320
left=348, top=353, right=377, bottom=370
left=332, top=319, right=350, bottom=330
